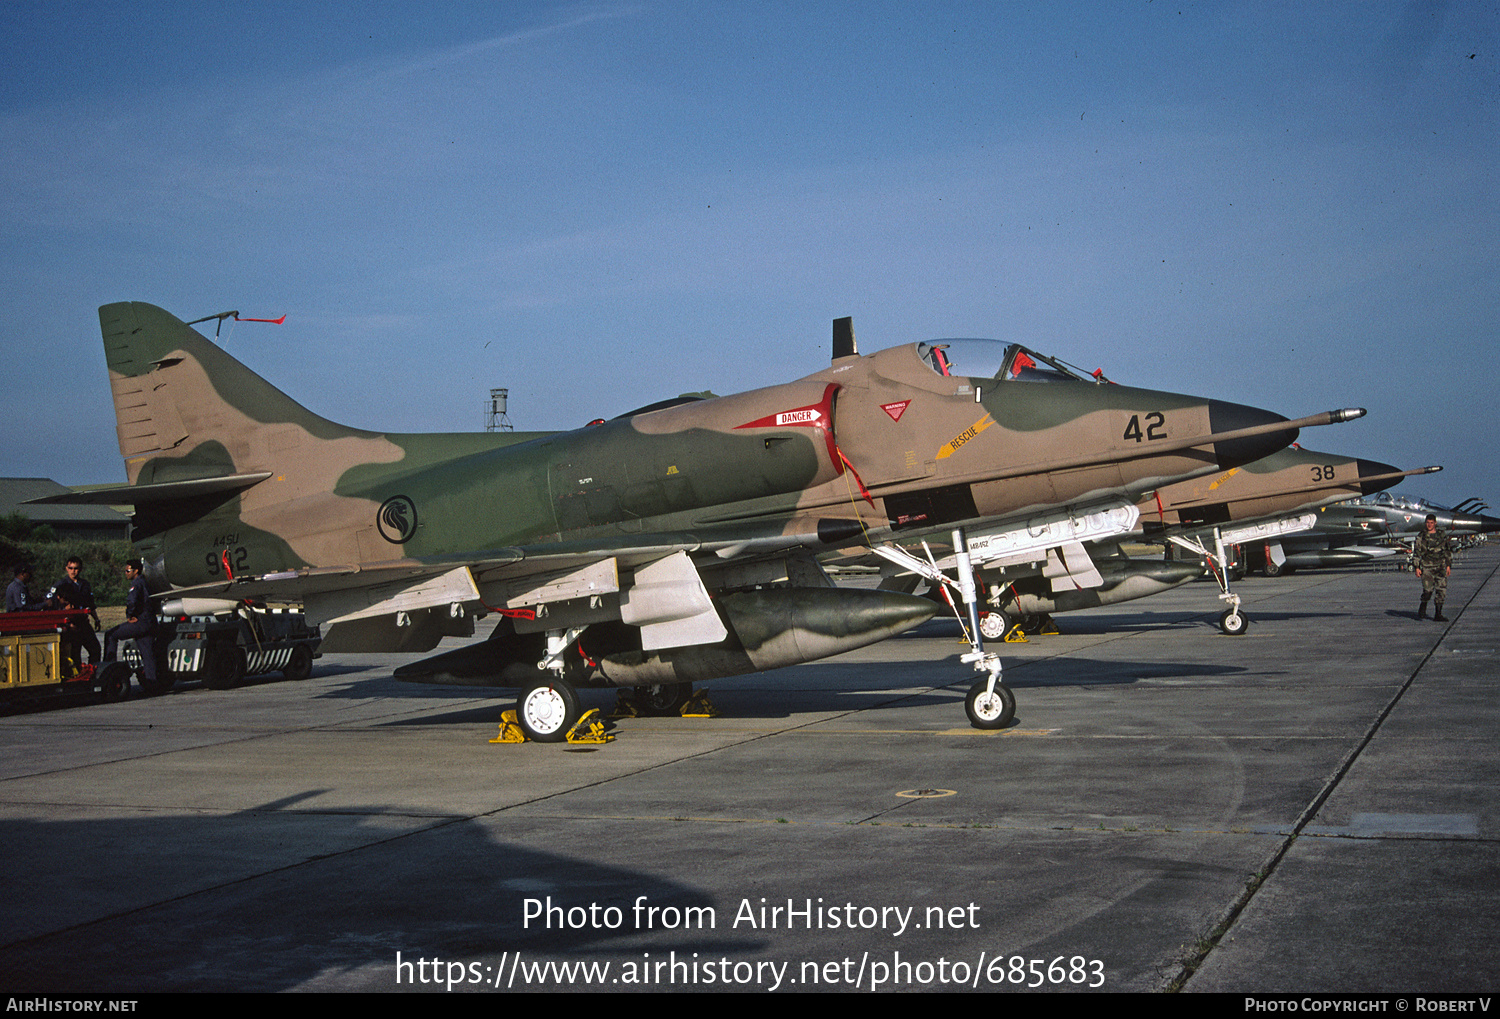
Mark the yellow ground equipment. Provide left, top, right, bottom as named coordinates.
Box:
left=1, top=610, right=128, bottom=706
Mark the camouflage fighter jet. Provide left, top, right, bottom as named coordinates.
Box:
left=1142, top=448, right=1440, bottom=631
left=38, top=304, right=1361, bottom=736
left=1254, top=490, right=1499, bottom=574
left=849, top=443, right=1423, bottom=638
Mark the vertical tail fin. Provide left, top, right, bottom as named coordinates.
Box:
left=99, top=302, right=370, bottom=486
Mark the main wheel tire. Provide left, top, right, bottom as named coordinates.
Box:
left=282, top=645, right=314, bottom=681
left=1264, top=559, right=1291, bottom=578
left=204, top=646, right=246, bottom=690
left=978, top=611, right=1010, bottom=641
left=633, top=682, right=692, bottom=716
left=517, top=678, right=581, bottom=743
left=1219, top=608, right=1249, bottom=636
left=965, top=679, right=1016, bottom=730
left=96, top=661, right=132, bottom=703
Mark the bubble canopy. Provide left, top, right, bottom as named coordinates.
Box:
left=912, top=339, right=1112, bottom=385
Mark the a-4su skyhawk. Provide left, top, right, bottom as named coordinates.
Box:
left=855, top=442, right=1432, bottom=639
left=40, top=305, right=1361, bottom=737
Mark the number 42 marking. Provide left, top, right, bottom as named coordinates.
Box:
left=1123, top=412, right=1166, bottom=443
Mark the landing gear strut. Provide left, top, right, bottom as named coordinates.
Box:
left=1171, top=527, right=1250, bottom=636
left=515, top=627, right=587, bottom=742
left=871, top=529, right=1017, bottom=729
left=952, top=527, right=1014, bottom=728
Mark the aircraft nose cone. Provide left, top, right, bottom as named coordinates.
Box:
left=1453, top=512, right=1500, bottom=534
left=1356, top=458, right=1403, bottom=496
left=1208, top=400, right=1297, bottom=469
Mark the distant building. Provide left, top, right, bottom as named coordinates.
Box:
left=0, top=478, right=130, bottom=541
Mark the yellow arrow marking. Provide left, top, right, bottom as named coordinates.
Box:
left=1208, top=467, right=1240, bottom=490
left=936, top=414, right=996, bottom=460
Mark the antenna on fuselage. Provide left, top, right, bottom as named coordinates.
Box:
left=832, top=316, right=857, bottom=361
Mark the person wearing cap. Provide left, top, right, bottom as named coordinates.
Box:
left=6, top=563, right=49, bottom=612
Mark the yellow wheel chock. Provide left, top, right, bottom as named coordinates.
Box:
left=490, top=710, right=527, bottom=743
left=566, top=708, right=613, bottom=744
left=490, top=707, right=615, bottom=744
left=681, top=689, right=719, bottom=718
left=1003, top=625, right=1029, bottom=643
left=608, top=689, right=641, bottom=718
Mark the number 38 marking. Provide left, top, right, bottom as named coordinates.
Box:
left=1122, top=412, right=1166, bottom=443
left=1312, top=464, right=1337, bottom=481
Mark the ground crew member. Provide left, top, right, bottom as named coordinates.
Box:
left=1413, top=513, right=1453, bottom=621
left=51, top=556, right=102, bottom=668
left=6, top=563, right=49, bottom=612
left=103, top=559, right=158, bottom=684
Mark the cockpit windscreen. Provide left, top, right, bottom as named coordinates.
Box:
left=915, top=339, right=1110, bottom=384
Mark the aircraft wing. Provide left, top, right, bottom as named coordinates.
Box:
left=153, top=527, right=819, bottom=653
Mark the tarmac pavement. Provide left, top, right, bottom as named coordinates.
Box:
left=0, top=547, right=1496, bottom=993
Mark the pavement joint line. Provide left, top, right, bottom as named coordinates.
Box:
left=1296, top=831, right=1500, bottom=843
left=494, top=813, right=1347, bottom=838
left=1167, top=552, right=1500, bottom=993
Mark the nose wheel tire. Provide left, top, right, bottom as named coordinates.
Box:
left=517, top=678, right=581, bottom=743
left=965, top=679, right=1015, bottom=730
left=1218, top=608, right=1249, bottom=636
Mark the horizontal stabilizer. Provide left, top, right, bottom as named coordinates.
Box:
left=23, top=473, right=273, bottom=506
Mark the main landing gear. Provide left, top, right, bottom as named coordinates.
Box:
left=510, top=676, right=703, bottom=743
left=516, top=676, right=581, bottom=743
left=512, top=628, right=705, bottom=742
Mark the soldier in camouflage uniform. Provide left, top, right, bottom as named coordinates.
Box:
left=1413, top=513, right=1452, bottom=621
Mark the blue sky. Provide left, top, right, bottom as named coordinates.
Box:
left=3, top=1, right=1495, bottom=506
